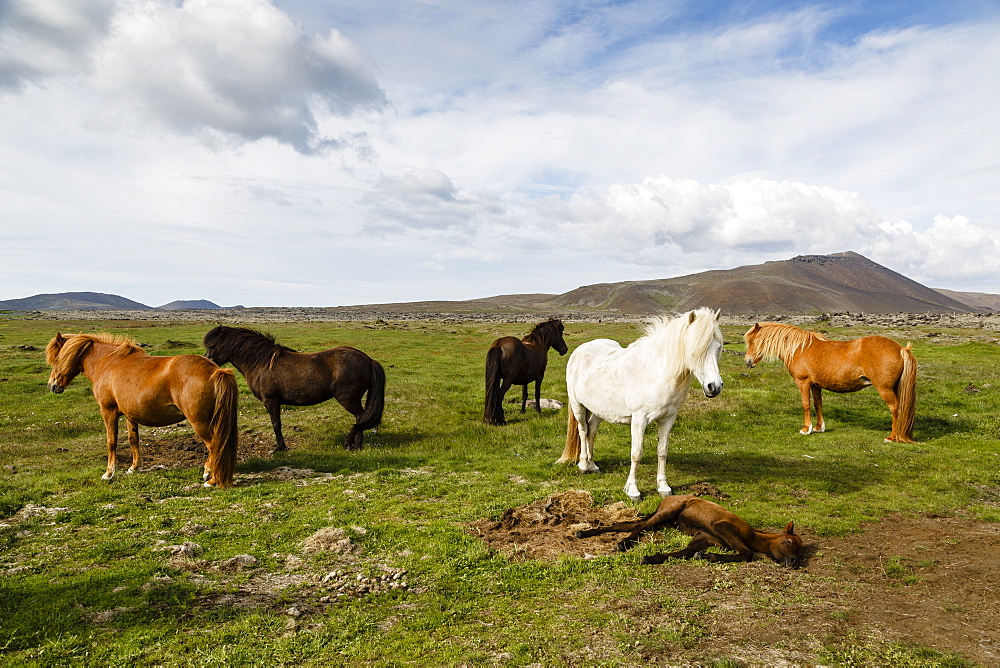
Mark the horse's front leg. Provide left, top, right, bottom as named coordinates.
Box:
left=126, top=418, right=141, bottom=475
left=100, top=408, right=121, bottom=481
left=811, top=385, right=825, bottom=433
left=796, top=380, right=815, bottom=435
left=533, top=377, right=542, bottom=413
left=655, top=414, right=678, bottom=497
left=624, top=417, right=648, bottom=500
left=264, top=398, right=288, bottom=453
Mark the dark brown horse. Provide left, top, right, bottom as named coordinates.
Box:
left=576, top=494, right=803, bottom=567
left=46, top=333, right=239, bottom=488
left=202, top=326, right=385, bottom=452
left=483, top=318, right=568, bottom=425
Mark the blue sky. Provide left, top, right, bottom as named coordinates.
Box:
left=1, top=0, right=998, bottom=306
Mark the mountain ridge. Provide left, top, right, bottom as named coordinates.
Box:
left=1, top=252, right=995, bottom=315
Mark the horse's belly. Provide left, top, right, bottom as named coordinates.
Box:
left=127, top=403, right=186, bottom=427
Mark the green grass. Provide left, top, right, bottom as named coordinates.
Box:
left=1, top=315, right=998, bottom=665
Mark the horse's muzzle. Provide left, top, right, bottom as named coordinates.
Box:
left=704, top=382, right=722, bottom=398
left=744, top=356, right=756, bottom=368
left=48, top=382, right=65, bottom=394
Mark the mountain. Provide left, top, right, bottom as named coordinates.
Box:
left=0, top=252, right=991, bottom=315
left=933, top=289, right=1000, bottom=312
left=0, top=291, right=152, bottom=311
left=157, top=299, right=222, bottom=310
left=546, top=251, right=975, bottom=315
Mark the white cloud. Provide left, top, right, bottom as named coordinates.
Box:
left=0, top=0, right=116, bottom=88
left=1, top=1, right=999, bottom=305
left=1, top=0, right=387, bottom=154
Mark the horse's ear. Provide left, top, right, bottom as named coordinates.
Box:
left=714, top=309, right=721, bottom=321
left=688, top=310, right=697, bottom=325
left=784, top=521, right=795, bottom=535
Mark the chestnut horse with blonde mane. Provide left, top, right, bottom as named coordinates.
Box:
left=46, top=333, right=239, bottom=487
left=743, top=322, right=916, bottom=443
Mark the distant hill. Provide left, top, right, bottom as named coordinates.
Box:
left=157, top=299, right=222, bottom=310
left=346, top=251, right=982, bottom=316
left=546, top=251, right=976, bottom=315
left=0, top=291, right=152, bottom=311
left=933, top=289, right=1000, bottom=312
left=1, top=252, right=992, bottom=315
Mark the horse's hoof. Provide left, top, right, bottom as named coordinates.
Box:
left=799, top=428, right=813, bottom=435
left=658, top=488, right=673, bottom=498
left=203, top=481, right=216, bottom=488
left=126, top=469, right=136, bottom=475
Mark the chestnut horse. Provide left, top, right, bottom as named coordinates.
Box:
left=575, top=494, right=803, bottom=568
left=45, top=333, right=238, bottom=488
left=483, top=318, right=568, bottom=426
left=202, top=326, right=385, bottom=451
left=743, top=322, right=916, bottom=443
left=557, top=308, right=724, bottom=500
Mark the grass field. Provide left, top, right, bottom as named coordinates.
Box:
left=1, top=313, right=998, bottom=665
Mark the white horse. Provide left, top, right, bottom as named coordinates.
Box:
left=557, top=308, right=724, bottom=500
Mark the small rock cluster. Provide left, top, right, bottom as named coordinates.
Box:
left=315, top=567, right=409, bottom=602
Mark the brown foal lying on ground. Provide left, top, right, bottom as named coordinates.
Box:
left=575, top=494, right=803, bottom=568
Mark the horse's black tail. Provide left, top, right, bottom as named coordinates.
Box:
left=356, top=359, right=385, bottom=433
left=483, top=345, right=505, bottom=425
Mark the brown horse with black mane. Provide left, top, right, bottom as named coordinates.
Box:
left=202, top=326, right=385, bottom=452
left=483, top=318, right=568, bottom=425
left=45, top=332, right=238, bottom=488
left=744, top=322, right=916, bottom=443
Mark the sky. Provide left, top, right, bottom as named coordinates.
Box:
left=1, top=0, right=999, bottom=307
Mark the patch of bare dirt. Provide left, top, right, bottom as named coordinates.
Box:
left=110, top=426, right=280, bottom=473
left=470, top=490, right=1000, bottom=665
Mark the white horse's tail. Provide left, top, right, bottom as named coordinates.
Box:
left=557, top=409, right=583, bottom=464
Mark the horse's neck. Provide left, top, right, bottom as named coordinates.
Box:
left=80, top=342, right=138, bottom=377
left=747, top=530, right=783, bottom=554
left=631, top=334, right=687, bottom=377
left=522, top=335, right=548, bottom=353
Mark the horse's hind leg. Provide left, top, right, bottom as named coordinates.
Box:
left=520, top=384, right=529, bottom=413
left=126, top=418, right=141, bottom=474
left=641, top=534, right=714, bottom=565
left=578, top=412, right=601, bottom=473
left=339, top=395, right=366, bottom=450
left=533, top=378, right=542, bottom=413
left=875, top=384, right=901, bottom=442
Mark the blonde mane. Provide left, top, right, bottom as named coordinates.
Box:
left=744, top=322, right=826, bottom=362
left=636, top=307, right=721, bottom=375
left=47, top=332, right=142, bottom=375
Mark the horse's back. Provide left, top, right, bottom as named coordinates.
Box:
left=566, top=339, right=637, bottom=422
left=99, top=353, right=224, bottom=425
left=798, top=335, right=907, bottom=387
